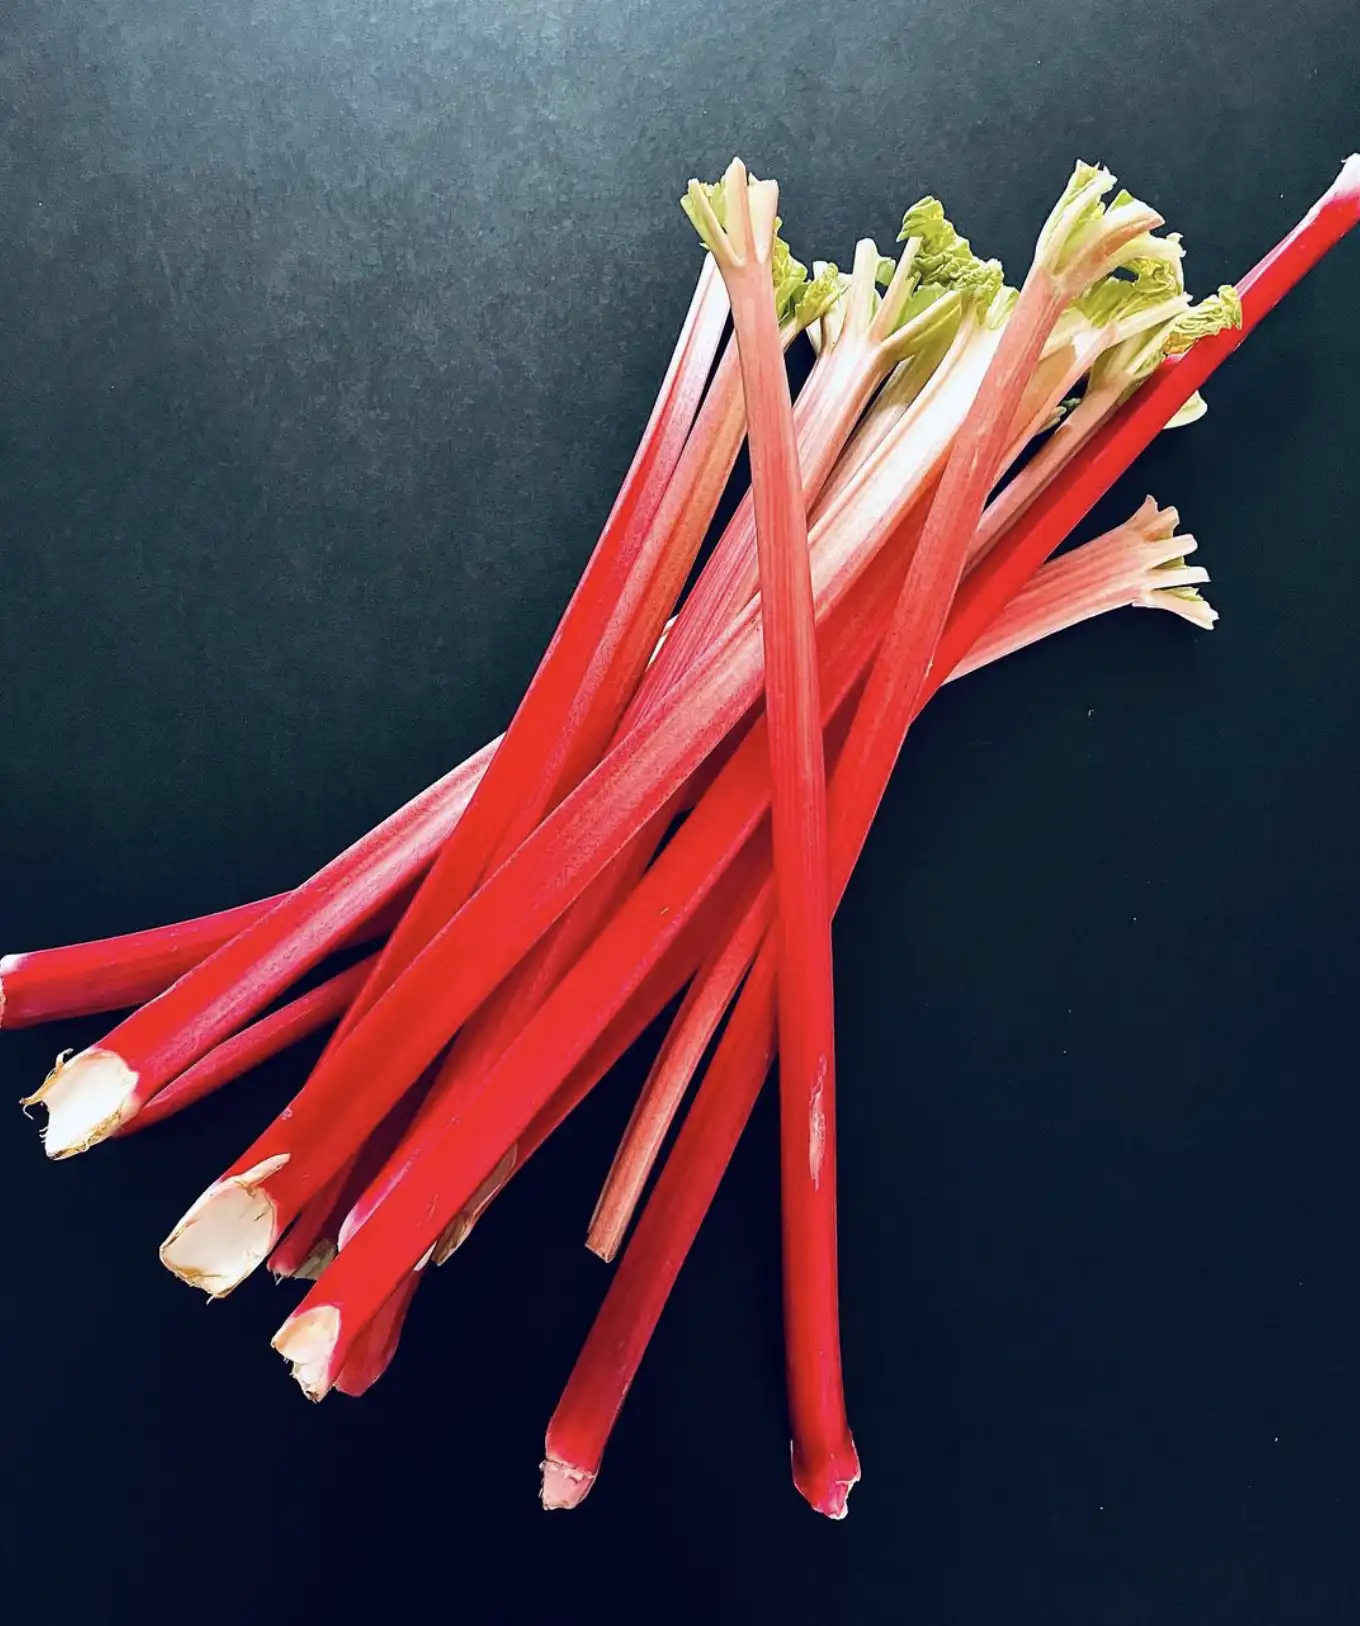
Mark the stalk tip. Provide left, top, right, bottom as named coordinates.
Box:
left=791, top=1437, right=862, bottom=1520
left=20, top=1047, right=139, bottom=1158
left=540, top=1454, right=596, bottom=1511
left=273, top=1305, right=342, bottom=1401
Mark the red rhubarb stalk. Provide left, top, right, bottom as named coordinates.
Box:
left=114, top=957, right=374, bottom=1137
left=332, top=1275, right=420, bottom=1399
left=20, top=737, right=497, bottom=1156
left=0, top=880, right=419, bottom=1035
left=539, top=158, right=1360, bottom=1507
left=1, top=896, right=284, bottom=1031
left=685, top=158, right=858, bottom=1517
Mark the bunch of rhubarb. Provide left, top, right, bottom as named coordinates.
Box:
left=10, top=154, right=1358, bottom=1517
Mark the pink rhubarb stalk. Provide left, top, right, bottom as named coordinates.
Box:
left=685, top=159, right=857, bottom=1517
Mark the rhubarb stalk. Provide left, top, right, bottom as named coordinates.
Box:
left=115, top=958, right=374, bottom=1137
left=1, top=896, right=284, bottom=1031
left=685, top=158, right=858, bottom=1517
left=20, top=738, right=497, bottom=1157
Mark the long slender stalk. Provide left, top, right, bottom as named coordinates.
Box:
left=687, top=159, right=856, bottom=1517
left=115, top=957, right=374, bottom=1137
left=1, top=896, right=284, bottom=1030
left=21, top=738, right=497, bottom=1155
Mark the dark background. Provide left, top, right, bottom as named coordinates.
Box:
left=2, top=1, right=1357, bottom=1621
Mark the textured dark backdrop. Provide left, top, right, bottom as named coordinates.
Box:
left=2, top=2, right=1358, bottom=1621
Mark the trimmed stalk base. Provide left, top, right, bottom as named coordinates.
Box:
left=791, top=1435, right=862, bottom=1520
left=159, top=1155, right=289, bottom=1296
left=540, top=1456, right=596, bottom=1511
left=273, top=1305, right=342, bottom=1401
left=20, top=1048, right=139, bottom=1159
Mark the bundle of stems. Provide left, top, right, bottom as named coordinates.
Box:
left=12, top=151, right=1357, bottom=1518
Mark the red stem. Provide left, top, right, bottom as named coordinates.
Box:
left=28, top=737, right=497, bottom=1148
left=0, top=896, right=284, bottom=1030
left=116, top=956, right=374, bottom=1137
left=713, top=170, right=855, bottom=1517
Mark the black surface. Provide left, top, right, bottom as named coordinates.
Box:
left=2, top=2, right=1358, bottom=1621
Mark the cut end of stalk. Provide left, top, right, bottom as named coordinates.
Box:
left=273, top=1305, right=342, bottom=1402
left=540, top=1454, right=596, bottom=1511
left=160, top=1154, right=290, bottom=1297
left=273, top=1237, right=337, bottom=1284
left=791, top=1437, right=862, bottom=1521
left=20, top=1047, right=140, bottom=1159
left=583, top=1209, right=624, bottom=1265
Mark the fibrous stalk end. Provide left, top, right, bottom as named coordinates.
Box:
left=540, top=1454, right=596, bottom=1511
left=273, top=1304, right=342, bottom=1402
left=791, top=1436, right=862, bottom=1521
left=273, top=1237, right=337, bottom=1284
left=159, top=1154, right=289, bottom=1297
left=20, top=1047, right=140, bottom=1158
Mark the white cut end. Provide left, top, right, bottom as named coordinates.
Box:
left=20, top=1048, right=140, bottom=1158
left=159, top=1153, right=290, bottom=1297
left=540, top=1455, right=595, bottom=1511
left=273, top=1305, right=342, bottom=1402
